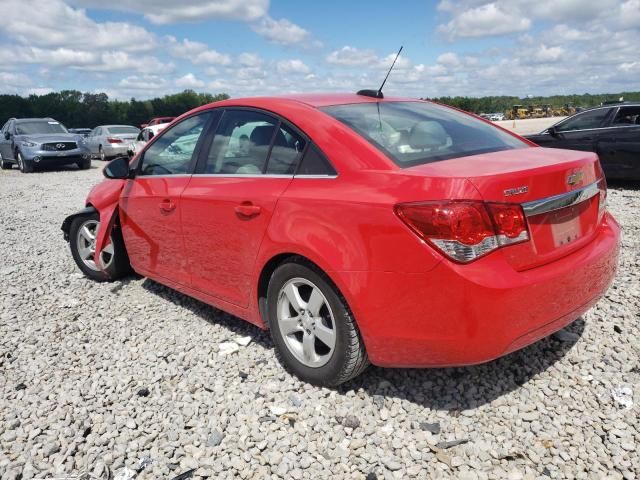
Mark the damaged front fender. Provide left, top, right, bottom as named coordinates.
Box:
left=62, top=177, right=127, bottom=272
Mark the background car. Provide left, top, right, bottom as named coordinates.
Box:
left=62, top=93, right=619, bottom=386
left=127, top=124, right=168, bottom=157
left=526, top=102, right=640, bottom=180
left=140, top=116, right=175, bottom=129
left=0, top=117, right=91, bottom=173
left=86, top=125, right=140, bottom=161
left=68, top=128, right=92, bottom=137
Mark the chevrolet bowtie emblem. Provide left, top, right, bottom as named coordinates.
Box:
left=567, top=171, right=584, bottom=186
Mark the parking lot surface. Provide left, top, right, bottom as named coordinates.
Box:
left=0, top=164, right=638, bottom=479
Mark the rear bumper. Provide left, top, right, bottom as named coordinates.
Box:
left=102, top=144, right=130, bottom=158
left=339, top=212, right=621, bottom=367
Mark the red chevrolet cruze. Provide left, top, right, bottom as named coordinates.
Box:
left=62, top=94, right=620, bottom=386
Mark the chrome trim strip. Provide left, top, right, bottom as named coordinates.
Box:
left=190, top=174, right=294, bottom=179
left=521, top=180, right=600, bottom=217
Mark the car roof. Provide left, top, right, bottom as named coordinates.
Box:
left=100, top=125, right=139, bottom=128
left=209, top=93, right=419, bottom=109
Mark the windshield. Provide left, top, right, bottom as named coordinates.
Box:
left=16, top=121, right=68, bottom=135
left=107, top=126, right=140, bottom=135
left=322, top=101, right=528, bottom=167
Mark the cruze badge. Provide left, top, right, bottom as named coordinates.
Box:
left=56, top=143, right=66, bottom=149
left=504, top=186, right=529, bottom=197
left=567, top=171, right=584, bottom=186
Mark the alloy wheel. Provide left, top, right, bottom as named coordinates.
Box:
left=276, top=278, right=337, bottom=368
left=17, top=152, right=23, bottom=170
left=76, top=219, right=114, bottom=271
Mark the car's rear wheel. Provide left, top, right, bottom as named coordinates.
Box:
left=99, top=146, right=106, bottom=161
left=267, top=261, right=369, bottom=386
left=17, top=151, right=33, bottom=173
left=0, top=153, right=11, bottom=170
left=69, top=212, right=131, bottom=282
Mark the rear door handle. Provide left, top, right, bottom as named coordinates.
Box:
left=235, top=203, right=261, bottom=217
left=160, top=198, right=176, bottom=213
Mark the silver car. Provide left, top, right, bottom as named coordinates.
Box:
left=86, top=125, right=140, bottom=161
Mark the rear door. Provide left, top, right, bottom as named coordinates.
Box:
left=119, top=112, right=212, bottom=284
left=596, top=105, right=640, bottom=179
left=0, top=120, right=16, bottom=160
left=181, top=108, right=307, bottom=307
left=546, top=107, right=613, bottom=152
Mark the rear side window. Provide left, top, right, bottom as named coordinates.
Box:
left=556, top=108, right=611, bottom=132
left=321, top=101, right=527, bottom=168
left=266, top=124, right=306, bottom=174
left=296, top=145, right=336, bottom=176
left=612, top=106, right=640, bottom=126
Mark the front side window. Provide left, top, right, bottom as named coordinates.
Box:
left=556, top=108, right=610, bottom=132
left=611, top=106, right=640, bottom=126
left=204, top=110, right=279, bottom=174
left=139, top=113, right=209, bottom=176
left=15, top=120, right=68, bottom=135
left=322, top=101, right=527, bottom=168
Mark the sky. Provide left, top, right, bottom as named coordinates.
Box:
left=0, top=0, right=638, bottom=100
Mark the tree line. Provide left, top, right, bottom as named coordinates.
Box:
left=2, top=89, right=639, bottom=128
left=0, top=90, right=230, bottom=129
left=428, top=91, right=640, bottom=114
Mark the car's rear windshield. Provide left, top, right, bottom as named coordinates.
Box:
left=16, top=121, right=68, bottom=135
left=321, top=101, right=528, bottom=167
left=107, top=126, right=140, bottom=135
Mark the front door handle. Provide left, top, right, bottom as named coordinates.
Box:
left=160, top=198, right=176, bottom=213
left=235, top=203, right=261, bottom=217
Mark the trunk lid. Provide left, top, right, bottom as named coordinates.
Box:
left=407, top=146, right=604, bottom=270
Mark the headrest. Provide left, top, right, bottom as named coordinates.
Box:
left=250, top=126, right=275, bottom=146
left=409, top=121, right=449, bottom=149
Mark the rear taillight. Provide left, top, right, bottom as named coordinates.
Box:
left=597, top=177, right=607, bottom=221
left=395, top=200, right=530, bottom=263
left=107, top=137, right=123, bottom=144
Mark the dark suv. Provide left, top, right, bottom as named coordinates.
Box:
left=0, top=118, right=91, bottom=173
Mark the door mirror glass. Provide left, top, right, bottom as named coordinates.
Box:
left=547, top=126, right=558, bottom=136
left=103, top=156, right=131, bottom=179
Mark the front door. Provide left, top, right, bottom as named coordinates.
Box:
left=547, top=107, right=613, bottom=152
left=119, top=112, right=211, bottom=284
left=181, top=108, right=307, bottom=307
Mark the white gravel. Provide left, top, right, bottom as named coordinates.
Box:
left=1, top=163, right=638, bottom=479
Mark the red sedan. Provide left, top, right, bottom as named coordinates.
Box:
left=62, top=93, right=620, bottom=386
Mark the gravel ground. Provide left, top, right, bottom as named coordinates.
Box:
left=494, top=117, right=567, bottom=136
left=1, top=163, right=638, bottom=480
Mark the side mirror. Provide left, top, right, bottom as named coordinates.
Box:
left=103, top=156, right=132, bottom=180
left=4, top=132, right=10, bottom=140
left=547, top=126, right=558, bottom=137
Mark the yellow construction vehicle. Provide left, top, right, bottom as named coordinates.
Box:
left=504, top=105, right=529, bottom=120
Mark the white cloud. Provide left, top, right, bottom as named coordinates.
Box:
left=175, top=73, right=205, bottom=89
left=436, top=52, right=461, bottom=68
left=238, top=53, right=263, bottom=67
left=67, top=0, right=269, bottom=24
left=252, top=16, right=311, bottom=46
left=326, top=46, right=378, bottom=67
left=0, top=0, right=156, bottom=52
left=276, top=59, right=311, bottom=75
left=167, top=37, right=231, bottom=65
left=438, top=3, right=531, bottom=39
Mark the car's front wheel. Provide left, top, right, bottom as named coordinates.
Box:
left=267, top=261, right=369, bottom=386
left=69, top=212, right=131, bottom=282
left=16, top=151, right=33, bottom=173
left=77, top=157, right=91, bottom=170
left=0, top=153, right=11, bottom=170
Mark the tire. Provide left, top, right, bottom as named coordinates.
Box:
left=99, top=146, right=106, bottom=161
left=69, top=212, right=131, bottom=282
left=17, top=151, right=33, bottom=173
left=267, top=261, right=369, bottom=386
left=0, top=153, right=11, bottom=170
left=77, top=157, right=91, bottom=170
